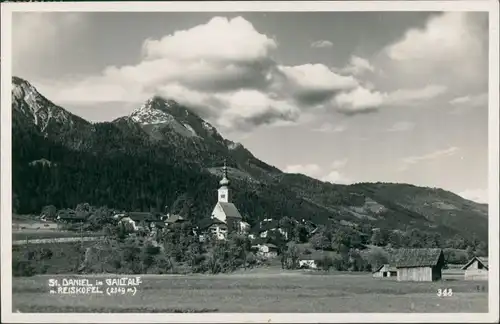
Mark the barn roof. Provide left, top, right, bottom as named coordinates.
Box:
left=461, top=256, right=489, bottom=270
left=218, top=202, right=242, bottom=219
left=372, top=264, right=397, bottom=273
left=392, top=248, right=444, bottom=268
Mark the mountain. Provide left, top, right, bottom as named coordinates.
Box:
left=12, top=76, right=89, bottom=139
left=11, top=76, right=488, bottom=242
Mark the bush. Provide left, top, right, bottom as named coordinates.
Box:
left=316, top=255, right=334, bottom=271
left=12, top=259, right=36, bottom=277
left=364, top=249, right=389, bottom=271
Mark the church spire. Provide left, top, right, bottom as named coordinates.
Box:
left=218, top=159, right=230, bottom=203
left=219, top=159, right=230, bottom=187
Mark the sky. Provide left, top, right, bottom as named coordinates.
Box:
left=11, top=11, right=489, bottom=203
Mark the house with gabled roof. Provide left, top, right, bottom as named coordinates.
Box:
left=198, top=217, right=228, bottom=241
left=461, top=256, right=488, bottom=281
left=392, top=248, right=445, bottom=282
left=165, top=214, right=186, bottom=226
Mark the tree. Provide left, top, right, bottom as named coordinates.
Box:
left=316, top=255, right=334, bottom=271
left=446, top=234, right=467, bottom=250
left=40, top=205, right=57, bottom=219
left=278, top=216, right=294, bottom=240
left=407, top=228, right=424, bottom=248
left=388, top=231, right=402, bottom=248
left=475, top=242, right=488, bottom=257
left=370, top=229, right=383, bottom=246
left=365, top=249, right=389, bottom=271
left=466, top=246, right=475, bottom=259
left=348, top=249, right=370, bottom=272
left=13, top=193, right=20, bottom=214
left=310, top=229, right=331, bottom=250
left=283, top=242, right=300, bottom=269
left=293, top=224, right=309, bottom=243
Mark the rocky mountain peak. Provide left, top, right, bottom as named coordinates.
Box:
left=129, top=95, right=225, bottom=143
left=12, top=76, right=88, bottom=133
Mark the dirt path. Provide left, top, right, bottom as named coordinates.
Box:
left=12, top=236, right=102, bottom=246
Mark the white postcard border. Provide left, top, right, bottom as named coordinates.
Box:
left=1, top=1, right=498, bottom=323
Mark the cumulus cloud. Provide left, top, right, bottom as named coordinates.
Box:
left=458, top=189, right=488, bottom=204
left=142, top=16, right=277, bottom=62
left=384, top=12, right=488, bottom=89
left=333, top=84, right=447, bottom=113
left=341, top=56, right=375, bottom=76
left=284, top=160, right=352, bottom=184
left=32, top=16, right=364, bottom=130
left=311, top=40, right=334, bottom=48
left=334, top=87, right=387, bottom=113
left=321, top=170, right=352, bottom=185
left=22, top=14, right=455, bottom=131
left=275, top=64, right=358, bottom=105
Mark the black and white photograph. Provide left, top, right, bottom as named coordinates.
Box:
left=1, top=1, right=499, bottom=323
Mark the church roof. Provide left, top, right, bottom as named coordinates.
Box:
left=218, top=202, right=242, bottom=219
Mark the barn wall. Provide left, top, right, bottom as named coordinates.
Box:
left=397, top=267, right=432, bottom=281
left=465, top=269, right=488, bottom=281
left=432, top=266, right=442, bottom=281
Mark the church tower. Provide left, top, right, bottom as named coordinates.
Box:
left=218, top=160, right=231, bottom=203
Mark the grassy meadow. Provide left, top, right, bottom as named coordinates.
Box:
left=12, top=269, right=488, bottom=313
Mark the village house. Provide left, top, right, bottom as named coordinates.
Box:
left=112, top=211, right=167, bottom=232
left=298, top=250, right=337, bottom=270
left=298, top=257, right=318, bottom=270
left=372, top=264, right=398, bottom=278
left=461, top=256, right=488, bottom=281
left=392, top=248, right=445, bottom=282
left=125, top=212, right=159, bottom=230
left=198, top=217, right=228, bottom=241
left=254, top=220, right=289, bottom=240
left=251, top=242, right=279, bottom=259
left=56, top=210, right=87, bottom=224
left=240, top=221, right=251, bottom=234
left=298, top=251, right=324, bottom=270
left=210, top=160, right=244, bottom=236
left=164, top=214, right=186, bottom=227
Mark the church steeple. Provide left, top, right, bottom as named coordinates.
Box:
left=218, top=159, right=230, bottom=202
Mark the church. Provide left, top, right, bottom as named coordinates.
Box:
left=210, top=160, right=245, bottom=235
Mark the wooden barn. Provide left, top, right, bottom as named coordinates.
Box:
left=372, top=264, right=398, bottom=278
left=461, top=256, right=488, bottom=281
left=393, top=248, right=445, bottom=282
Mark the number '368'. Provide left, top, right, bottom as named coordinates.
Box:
left=437, top=288, right=453, bottom=297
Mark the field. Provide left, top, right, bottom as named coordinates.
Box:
left=12, top=230, right=104, bottom=241
left=12, top=269, right=488, bottom=313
